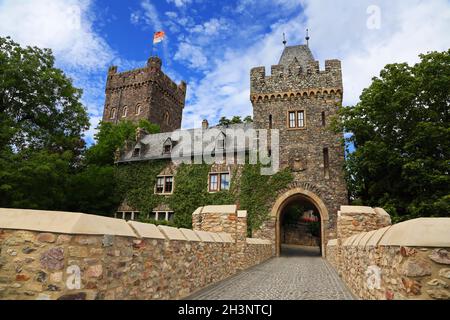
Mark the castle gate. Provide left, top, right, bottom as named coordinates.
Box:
left=272, top=188, right=329, bottom=257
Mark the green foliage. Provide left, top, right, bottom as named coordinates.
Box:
left=137, top=217, right=176, bottom=227
left=240, top=163, right=293, bottom=235
left=0, top=36, right=89, bottom=211
left=218, top=116, right=253, bottom=126
left=333, top=49, right=450, bottom=220
left=86, top=120, right=159, bottom=166
left=0, top=36, right=89, bottom=154
left=283, top=204, right=306, bottom=225
left=114, top=160, right=168, bottom=215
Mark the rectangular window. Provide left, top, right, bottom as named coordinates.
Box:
left=168, top=212, right=175, bottom=221
left=220, top=173, right=230, bottom=191
left=156, top=177, right=164, bottom=193
left=289, top=112, right=296, bottom=128
left=323, top=148, right=330, bottom=179
left=149, top=212, right=156, bottom=221
left=209, top=174, right=218, bottom=192
left=164, top=145, right=171, bottom=154
left=297, top=111, right=305, bottom=128
left=165, top=176, right=173, bottom=193
left=155, top=176, right=174, bottom=194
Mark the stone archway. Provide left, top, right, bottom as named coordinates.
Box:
left=272, top=188, right=329, bottom=257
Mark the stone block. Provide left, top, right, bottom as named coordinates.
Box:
left=128, top=221, right=166, bottom=240
left=157, top=226, right=186, bottom=241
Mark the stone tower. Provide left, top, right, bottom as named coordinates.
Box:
left=250, top=44, right=348, bottom=254
left=102, top=57, right=187, bottom=133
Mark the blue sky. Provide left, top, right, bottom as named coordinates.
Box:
left=0, top=0, right=449, bottom=146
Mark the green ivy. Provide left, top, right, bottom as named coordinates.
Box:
left=114, top=160, right=169, bottom=215
left=114, top=160, right=292, bottom=234
left=239, top=163, right=293, bottom=235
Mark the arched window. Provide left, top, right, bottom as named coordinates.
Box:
left=122, top=107, right=128, bottom=118
left=110, top=108, right=117, bottom=119
left=136, top=104, right=142, bottom=115
left=164, top=112, right=170, bottom=125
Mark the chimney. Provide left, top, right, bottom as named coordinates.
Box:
left=202, top=119, right=209, bottom=130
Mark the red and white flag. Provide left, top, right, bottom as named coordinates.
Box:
left=153, top=31, right=165, bottom=44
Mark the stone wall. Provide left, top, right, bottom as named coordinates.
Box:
left=327, top=206, right=450, bottom=300
left=0, top=207, right=272, bottom=300
left=103, top=57, right=186, bottom=133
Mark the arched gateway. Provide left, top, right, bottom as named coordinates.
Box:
left=272, top=188, right=329, bottom=257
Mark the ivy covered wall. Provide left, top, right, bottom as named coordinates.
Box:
left=114, top=161, right=293, bottom=234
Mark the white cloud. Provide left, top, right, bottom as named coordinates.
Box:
left=167, top=0, right=192, bottom=8
left=189, top=18, right=229, bottom=36
left=0, top=0, right=114, bottom=71
left=174, top=42, right=208, bottom=69
left=299, top=0, right=450, bottom=105
left=183, top=0, right=450, bottom=129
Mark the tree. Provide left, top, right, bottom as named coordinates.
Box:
left=218, top=116, right=231, bottom=126
left=333, top=50, right=450, bottom=221
left=0, top=36, right=89, bottom=210
left=0, top=37, right=89, bottom=154
left=230, top=116, right=242, bottom=124
left=244, top=116, right=253, bottom=124
left=86, top=119, right=159, bottom=166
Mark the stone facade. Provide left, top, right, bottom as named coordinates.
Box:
left=250, top=45, right=348, bottom=252
left=0, top=207, right=272, bottom=300
left=112, top=44, right=349, bottom=256
left=326, top=206, right=450, bottom=300
left=103, top=57, right=186, bottom=133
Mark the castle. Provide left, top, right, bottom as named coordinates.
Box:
left=104, top=43, right=348, bottom=256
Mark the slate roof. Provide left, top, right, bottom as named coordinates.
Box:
left=279, top=45, right=315, bottom=68
left=117, top=123, right=254, bottom=163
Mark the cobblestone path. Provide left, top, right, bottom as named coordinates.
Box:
left=188, top=245, right=354, bottom=300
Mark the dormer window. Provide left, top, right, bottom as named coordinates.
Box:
left=216, top=132, right=226, bottom=151
left=163, top=138, right=173, bottom=155
left=133, top=147, right=141, bottom=158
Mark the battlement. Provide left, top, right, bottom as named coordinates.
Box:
left=250, top=59, right=342, bottom=97
left=105, top=57, right=186, bottom=102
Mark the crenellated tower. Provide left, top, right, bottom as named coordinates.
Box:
left=250, top=44, right=348, bottom=248
left=102, top=57, right=187, bottom=133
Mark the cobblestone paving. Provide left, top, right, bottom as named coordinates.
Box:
left=188, top=245, right=354, bottom=300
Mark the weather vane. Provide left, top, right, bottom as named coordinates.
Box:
left=283, top=33, right=287, bottom=47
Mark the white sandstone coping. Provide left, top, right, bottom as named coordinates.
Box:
left=195, top=230, right=216, bottom=242
left=157, top=225, right=187, bottom=241
left=192, top=207, right=204, bottom=215
left=218, top=232, right=234, bottom=243
left=0, top=208, right=136, bottom=237
left=374, top=207, right=390, bottom=217
left=379, top=218, right=450, bottom=247
left=201, top=205, right=237, bottom=214
left=365, top=226, right=391, bottom=247
left=352, top=232, right=367, bottom=246
left=128, top=221, right=166, bottom=240
left=357, top=230, right=378, bottom=247
left=327, top=239, right=338, bottom=246
left=246, top=238, right=272, bottom=245
left=237, top=210, right=247, bottom=218
left=340, top=206, right=375, bottom=215
left=209, top=232, right=223, bottom=242
left=343, top=234, right=359, bottom=246
left=179, top=228, right=201, bottom=242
